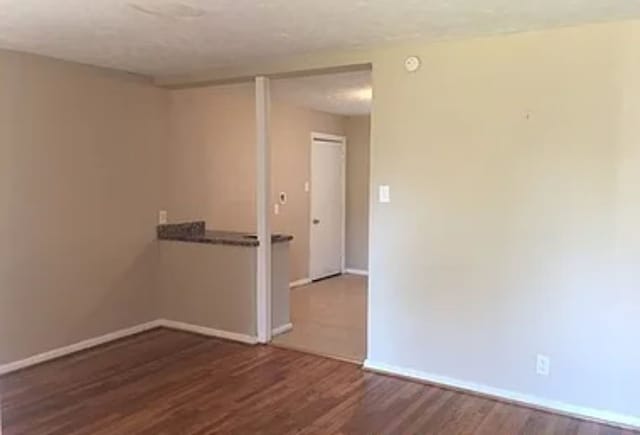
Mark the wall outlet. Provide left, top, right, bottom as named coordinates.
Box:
left=158, top=210, right=168, bottom=225
left=536, top=354, right=550, bottom=376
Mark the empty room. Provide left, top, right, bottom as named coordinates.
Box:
left=1, top=1, right=640, bottom=434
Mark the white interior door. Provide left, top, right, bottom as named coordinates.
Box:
left=310, top=135, right=345, bottom=281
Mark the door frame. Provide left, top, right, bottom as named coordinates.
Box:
left=309, top=132, right=347, bottom=280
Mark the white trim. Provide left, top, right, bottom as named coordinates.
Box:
left=159, top=319, right=258, bottom=345
left=290, top=278, right=312, bottom=288
left=345, top=268, right=368, bottom=276
left=255, top=76, right=272, bottom=344
left=0, top=320, right=163, bottom=375
left=363, top=359, right=640, bottom=431
left=272, top=323, right=293, bottom=337
left=309, top=132, right=347, bottom=280
left=0, top=320, right=260, bottom=376
left=311, top=132, right=346, bottom=143
left=340, top=136, right=347, bottom=274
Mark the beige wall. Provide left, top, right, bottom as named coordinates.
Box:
left=167, top=84, right=256, bottom=231
left=270, top=101, right=345, bottom=281
left=270, top=242, right=291, bottom=331
left=367, top=21, right=640, bottom=418
left=157, top=241, right=290, bottom=336
left=344, top=116, right=370, bottom=271
left=0, top=50, right=168, bottom=364
left=168, top=84, right=350, bottom=282
left=0, top=62, right=367, bottom=364
left=157, top=241, right=257, bottom=335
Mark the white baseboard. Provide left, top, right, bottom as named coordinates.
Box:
left=0, top=320, right=163, bottom=376
left=0, top=319, right=259, bottom=376
left=158, top=319, right=258, bottom=345
left=344, top=268, right=368, bottom=276
left=363, top=360, right=640, bottom=431
left=272, top=323, right=293, bottom=337
left=290, top=278, right=312, bottom=288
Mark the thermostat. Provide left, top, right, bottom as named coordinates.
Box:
left=404, top=56, right=421, bottom=72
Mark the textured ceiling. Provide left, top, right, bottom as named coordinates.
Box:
left=1, top=0, right=640, bottom=77
left=272, top=71, right=372, bottom=116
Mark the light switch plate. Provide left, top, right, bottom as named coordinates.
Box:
left=274, top=204, right=280, bottom=215
left=158, top=210, right=168, bottom=225
left=379, top=185, right=391, bottom=203
left=304, top=181, right=310, bottom=192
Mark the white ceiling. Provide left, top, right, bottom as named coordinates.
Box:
left=1, top=0, right=640, bottom=77
left=272, top=71, right=372, bottom=116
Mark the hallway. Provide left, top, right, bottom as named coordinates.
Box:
left=272, top=274, right=367, bottom=363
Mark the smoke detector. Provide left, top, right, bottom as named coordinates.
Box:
left=404, top=56, right=421, bottom=73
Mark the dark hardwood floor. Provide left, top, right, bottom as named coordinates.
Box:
left=0, top=328, right=636, bottom=435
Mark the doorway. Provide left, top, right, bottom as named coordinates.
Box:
left=266, top=69, right=371, bottom=363
left=309, top=133, right=346, bottom=281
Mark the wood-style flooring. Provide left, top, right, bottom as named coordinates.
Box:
left=0, top=328, right=636, bottom=435
left=272, top=274, right=367, bottom=362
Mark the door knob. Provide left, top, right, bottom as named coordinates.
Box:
left=312, top=219, right=320, bottom=225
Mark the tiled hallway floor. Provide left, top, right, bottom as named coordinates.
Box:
left=272, top=274, right=367, bottom=363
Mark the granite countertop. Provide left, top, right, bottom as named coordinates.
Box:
left=157, top=221, right=293, bottom=247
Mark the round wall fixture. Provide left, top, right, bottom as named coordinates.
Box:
left=404, top=56, right=421, bottom=73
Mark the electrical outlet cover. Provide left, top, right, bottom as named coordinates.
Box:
left=536, top=354, right=550, bottom=376
left=158, top=210, right=168, bottom=225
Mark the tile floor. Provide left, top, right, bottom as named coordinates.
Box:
left=272, top=274, right=367, bottom=362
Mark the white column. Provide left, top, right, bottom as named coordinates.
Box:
left=255, top=76, right=272, bottom=343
